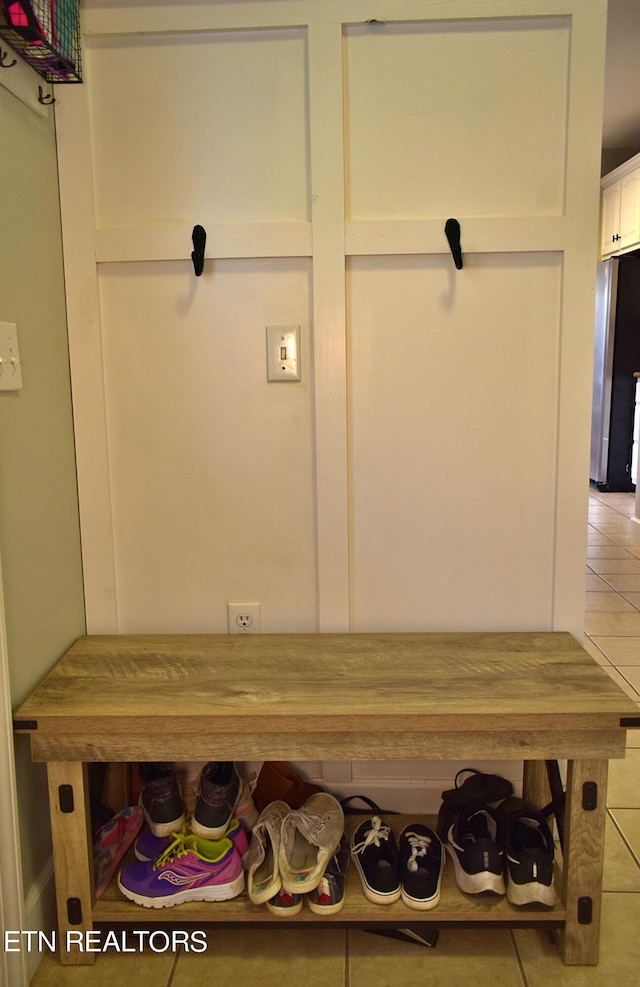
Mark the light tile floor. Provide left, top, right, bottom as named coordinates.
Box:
left=30, top=489, right=640, bottom=986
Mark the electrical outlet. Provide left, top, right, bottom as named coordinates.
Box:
left=227, top=603, right=261, bottom=634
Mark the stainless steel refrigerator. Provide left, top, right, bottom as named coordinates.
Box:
left=590, top=255, right=640, bottom=492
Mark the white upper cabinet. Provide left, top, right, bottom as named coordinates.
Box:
left=601, top=153, right=640, bottom=258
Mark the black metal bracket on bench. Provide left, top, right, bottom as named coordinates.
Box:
left=542, top=760, right=566, bottom=852
left=67, top=897, right=83, bottom=925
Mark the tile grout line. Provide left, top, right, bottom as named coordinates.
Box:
left=508, top=928, right=531, bottom=987
left=165, top=946, right=181, bottom=987
left=344, top=929, right=350, bottom=987
left=607, top=807, right=640, bottom=870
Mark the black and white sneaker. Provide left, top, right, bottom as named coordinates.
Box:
left=436, top=768, right=513, bottom=843
left=445, top=804, right=506, bottom=895
left=351, top=815, right=401, bottom=905
left=399, top=823, right=445, bottom=911
left=504, top=808, right=556, bottom=906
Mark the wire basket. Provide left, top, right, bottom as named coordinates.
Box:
left=0, top=0, right=82, bottom=82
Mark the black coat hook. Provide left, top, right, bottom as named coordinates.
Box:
left=445, top=218, right=463, bottom=270
left=191, top=225, right=206, bottom=277
left=37, top=86, right=55, bottom=105
left=0, top=47, right=17, bottom=68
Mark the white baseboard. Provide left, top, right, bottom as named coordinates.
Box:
left=23, top=856, right=56, bottom=982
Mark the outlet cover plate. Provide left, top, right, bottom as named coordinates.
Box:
left=227, top=602, right=261, bottom=633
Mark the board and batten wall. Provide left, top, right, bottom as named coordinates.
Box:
left=55, top=0, right=607, bottom=806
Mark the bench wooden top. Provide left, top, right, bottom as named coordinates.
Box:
left=13, top=633, right=638, bottom=763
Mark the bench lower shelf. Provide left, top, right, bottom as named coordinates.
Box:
left=94, top=814, right=565, bottom=928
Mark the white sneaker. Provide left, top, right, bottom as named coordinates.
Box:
left=279, top=793, right=344, bottom=894
left=246, top=800, right=290, bottom=904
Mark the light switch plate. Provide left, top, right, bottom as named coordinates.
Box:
left=266, top=325, right=301, bottom=381
left=0, top=322, right=23, bottom=391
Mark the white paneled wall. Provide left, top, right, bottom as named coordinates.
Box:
left=56, top=0, right=607, bottom=806
left=98, top=259, right=317, bottom=632
left=347, top=252, right=562, bottom=632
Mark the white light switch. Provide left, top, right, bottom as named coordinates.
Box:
left=266, top=325, right=301, bottom=381
left=0, top=322, right=23, bottom=391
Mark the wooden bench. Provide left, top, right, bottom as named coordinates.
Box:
left=13, top=631, right=639, bottom=966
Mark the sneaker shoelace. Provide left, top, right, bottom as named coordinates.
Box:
left=153, top=830, right=198, bottom=869
left=352, top=815, right=392, bottom=856
left=404, top=830, right=433, bottom=872
left=291, top=809, right=331, bottom=839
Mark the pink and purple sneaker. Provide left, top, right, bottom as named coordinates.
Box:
left=93, top=805, right=143, bottom=899
left=118, top=829, right=245, bottom=908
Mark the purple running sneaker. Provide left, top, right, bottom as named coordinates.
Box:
left=118, top=830, right=244, bottom=908
left=135, top=818, right=249, bottom=866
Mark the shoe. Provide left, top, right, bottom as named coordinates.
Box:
left=138, top=762, right=185, bottom=837
left=444, top=803, right=506, bottom=895
left=247, top=800, right=290, bottom=904
left=399, top=823, right=445, bottom=911
left=135, top=817, right=249, bottom=866
left=279, top=793, right=344, bottom=894
left=350, top=815, right=401, bottom=905
left=265, top=888, right=304, bottom=916
left=118, top=830, right=244, bottom=908
left=504, top=807, right=556, bottom=906
left=93, top=806, right=143, bottom=899
left=437, top=768, right=513, bottom=843
left=191, top=761, right=241, bottom=839
left=235, top=777, right=260, bottom=831
left=308, top=832, right=350, bottom=915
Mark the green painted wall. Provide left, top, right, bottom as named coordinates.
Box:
left=0, top=82, right=85, bottom=891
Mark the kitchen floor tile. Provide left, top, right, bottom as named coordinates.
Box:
left=31, top=950, right=176, bottom=987
left=514, top=893, right=640, bottom=985
left=599, top=575, right=640, bottom=593
left=608, top=810, right=640, bottom=865
left=587, top=559, right=640, bottom=575
left=585, top=574, right=615, bottom=591
left=582, top=636, right=609, bottom=664
left=590, top=637, right=640, bottom=663
left=618, top=666, right=640, bottom=693
left=584, top=613, right=640, bottom=636
left=584, top=593, right=637, bottom=612
left=586, top=531, right=619, bottom=545
left=603, top=815, right=640, bottom=891
left=586, top=545, right=635, bottom=559
left=172, top=929, right=346, bottom=987
left=608, top=749, right=640, bottom=807
left=349, top=928, right=523, bottom=987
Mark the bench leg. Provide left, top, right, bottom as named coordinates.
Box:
left=47, top=761, right=96, bottom=965
left=522, top=759, right=552, bottom=809
left=559, top=758, right=608, bottom=965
